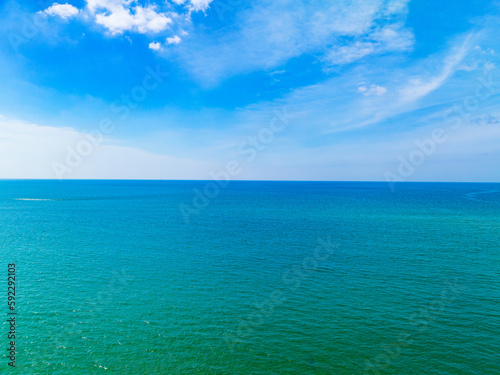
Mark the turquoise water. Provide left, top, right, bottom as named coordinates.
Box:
left=1, top=181, right=499, bottom=374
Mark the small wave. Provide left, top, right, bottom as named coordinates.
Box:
left=463, top=189, right=500, bottom=204
left=14, top=198, right=55, bottom=201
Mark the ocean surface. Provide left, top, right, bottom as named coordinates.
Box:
left=0, top=180, right=499, bottom=374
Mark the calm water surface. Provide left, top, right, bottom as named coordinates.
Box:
left=0, top=181, right=499, bottom=374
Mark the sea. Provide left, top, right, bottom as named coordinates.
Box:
left=0, top=180, right=499, bottom=374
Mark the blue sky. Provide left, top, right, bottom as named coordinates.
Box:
left=0, top=0, right=499, bottom=181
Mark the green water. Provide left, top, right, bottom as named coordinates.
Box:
left=1, top=181, right=499, bottom=374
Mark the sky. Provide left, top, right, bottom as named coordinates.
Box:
left=0, top=0, right=499, bottom=181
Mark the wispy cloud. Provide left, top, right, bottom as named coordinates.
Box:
left=318, top=32, right=478, bottom=132
left=167, top=0, right=414, bottom=85
left=0, top=116, right=211, bottom=179
left=325, top=22, right=414, bottom=65
left=399, top=33, right=475, bottom=103
left=358, top=84, right=387, bottom=96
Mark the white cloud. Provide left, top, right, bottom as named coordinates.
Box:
left=88, top=0, right=172, bottom=35
left=358, top=84, right=387, bottom=96
left=40, top=0, right=412, bottom=83
left=398, top=34, right=473, bottom=103
left=0, top=117, right=211, bottom=179
left=149, top=35, right=181, bottom=51
left=149, top=41, right=162, bottom=50
left=325, top=23, right=414, bottom=65
left=171, top=0, right=415, bottom=85
left=474, top=45, right=495, bottom=55
left=41, top=0, right=213, bottom=38
left=484, top=62, right=496, bottom=70
left=326, top=41, right=376, bottom=65
left=458, top=60, right=480, bottom=72
left=230, top=30, right=484, bottom=141
left=43, top=3, right=79, bottom=19
left=166, top=35, right=181, bottom=44
left=188, top=0, right=214, bottom=12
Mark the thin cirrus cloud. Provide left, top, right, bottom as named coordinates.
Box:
left=358, top=84, right=388, bottom=96
left=253, top=31, right=489, bottom=137
left=166, top=0, right=415, bottom=85
left=324, top=23, right=414, bottom=65
left=337, top=33, right=480, bottom=132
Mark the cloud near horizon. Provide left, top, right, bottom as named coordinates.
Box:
left=0, top=117, right=212, bottom=179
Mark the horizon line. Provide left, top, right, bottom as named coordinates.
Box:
left=0, top=179, right=499, bottom=184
